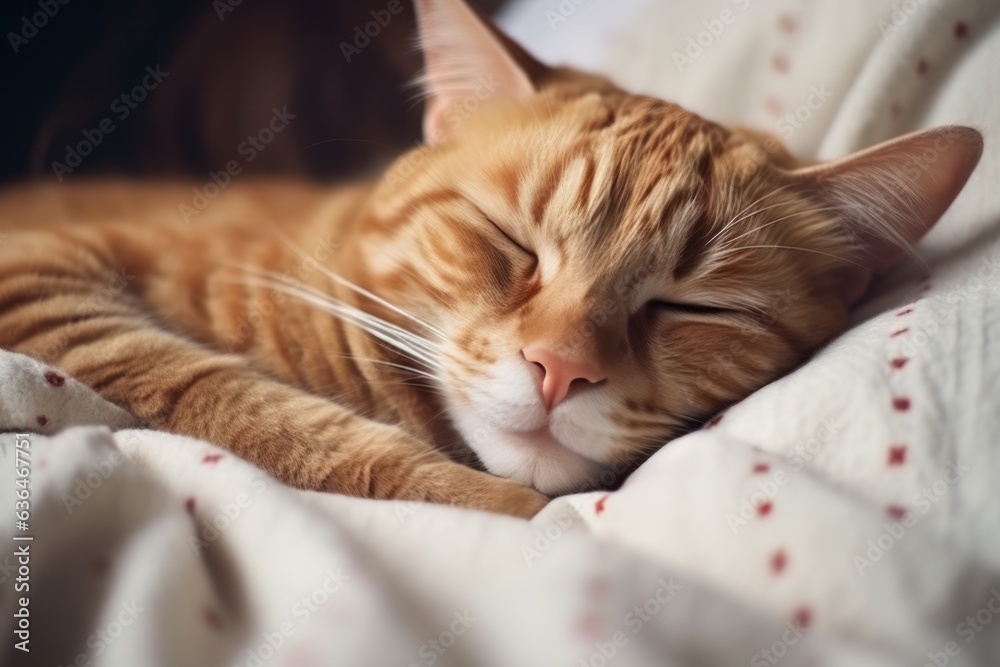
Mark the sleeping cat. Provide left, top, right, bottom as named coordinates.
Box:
left=0, top=0, right=981, bottom=518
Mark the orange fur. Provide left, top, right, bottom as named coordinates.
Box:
left=0, top=0, right=981, bottom=516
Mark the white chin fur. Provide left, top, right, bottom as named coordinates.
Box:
left=450, top=410, right=605, bottom=495
left=443, top=357, right=612, bottom=494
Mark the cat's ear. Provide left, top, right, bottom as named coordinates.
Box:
left=414, top=0, right=541, bottom=144
left=787, top=125, right=982, bottom=302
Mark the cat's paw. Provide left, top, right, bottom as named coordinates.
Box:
left=496, top=484, right=550, bottom=519
left=472, top=475, right=550, bottom=519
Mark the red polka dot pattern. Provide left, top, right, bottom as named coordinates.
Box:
left=203, top=607, right=223, bottom=631
left=44, top=371, right=66, bottom=387
left=586, top=577, right=612, bottom=599
left=888, top=446, right=907, bottom=466
left=576, top=612, right=605, bottom=639
left=771, top=549, right=787, bottom=574
left=884, top=288, right=922, bottom=544
left=765, top=96, right=784, bottom=116
left=765, top=12, right=798, bottom=121
left=772, top=53, right=790, bottom=74
left=886, top=505, right=909, bottom=521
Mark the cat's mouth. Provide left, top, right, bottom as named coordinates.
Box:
left=441, top=362, right=610, bottom=492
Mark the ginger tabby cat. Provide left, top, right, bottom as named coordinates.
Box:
left=0, top=0, right=981, bottom=517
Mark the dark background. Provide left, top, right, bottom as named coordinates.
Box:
left=1, top=0, right=508, bottom=184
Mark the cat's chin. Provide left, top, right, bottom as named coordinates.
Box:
left=451, top=413, right=604, bottom=495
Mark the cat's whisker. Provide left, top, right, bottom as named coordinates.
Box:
left=419, top=405, right=454, bottom=432
left=325, top=349, right=443, bottom=385
left=707, top=199, right=790, bottom=247
left=722, top=187, right=772, bottom=226
left=714, top=244, right=871, bottom=270
left=269, top=230, right=448, bottom=340
left=706, top=186, right=782, bottom=240
left=348, top=357, right=439, bottom=382
left=719, top=206, right=843, bottom=248
left=228, top=275, right=445, bottom=371
left=321, top=377, right=445, bottom=405
left=223, top=263, right=445, bottom=358
left=366, top=338, right=436, bottom=371
left=708, top=186, right=788, bottom=244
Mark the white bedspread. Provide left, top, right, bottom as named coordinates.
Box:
left=4, top=0, right=1000, bottom=665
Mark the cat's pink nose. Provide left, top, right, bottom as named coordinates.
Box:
left=522, top=346, right=607, bottom=411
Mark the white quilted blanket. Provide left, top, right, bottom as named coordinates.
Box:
left=3, top=0, right=1000, bottom=665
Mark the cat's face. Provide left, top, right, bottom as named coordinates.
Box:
left=365, top=91, right=852, bottom=493
left=354, top=0, right=981, bottom=494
